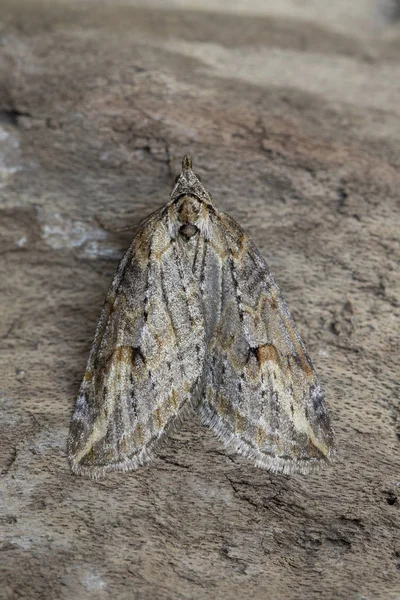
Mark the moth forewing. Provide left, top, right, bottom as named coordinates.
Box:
left=198, top=211, right=334, bottom=473
left=68, top=203, right=206, bottom=478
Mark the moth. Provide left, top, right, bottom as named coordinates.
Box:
left=68, top=155, right=334, bottom=478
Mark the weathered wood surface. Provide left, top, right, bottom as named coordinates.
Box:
left=1, top=1, right=400, bottom=599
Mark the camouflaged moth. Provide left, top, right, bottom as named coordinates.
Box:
left=68, top=155, right=334, bottom=478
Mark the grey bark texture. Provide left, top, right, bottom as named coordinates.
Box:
left=1, top=1, right=400, bottom=599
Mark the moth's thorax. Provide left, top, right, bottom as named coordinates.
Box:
left=177, top=195, right=200, bottom=222
left=176, top=195, right=200, bottom=239
left=168, top=194, right=212, bottom=241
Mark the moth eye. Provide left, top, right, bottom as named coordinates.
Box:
left=173, top=175, right=180, bottom=184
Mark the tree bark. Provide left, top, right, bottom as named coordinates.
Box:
left=1, top=1, right=399, bottom=599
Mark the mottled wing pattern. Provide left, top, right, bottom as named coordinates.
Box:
left=69, top=155, right=334, bottom=478
left=68, top=208, right=205, bottom=477
left=199, top=210, right=334, bottom=473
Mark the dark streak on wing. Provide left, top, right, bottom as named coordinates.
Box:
left=199, top=238, right=208, bottom=286
left=228, top=252, right=245, bottom=322
left=172, top=241, right=194, bottom=327
left=192, top=230, right=201, bottom=273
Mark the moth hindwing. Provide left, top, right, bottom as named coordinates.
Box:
left=68, top=154, right=334, bottom=478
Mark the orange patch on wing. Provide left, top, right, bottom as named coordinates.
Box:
left=113, top=345, right=134, bottom=363
left=296, top=352, right=313, bottom=377
left=256, top=343, right=281, bottom=365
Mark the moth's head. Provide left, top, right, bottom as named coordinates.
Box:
left=170, top=155, right=213, bottom=206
